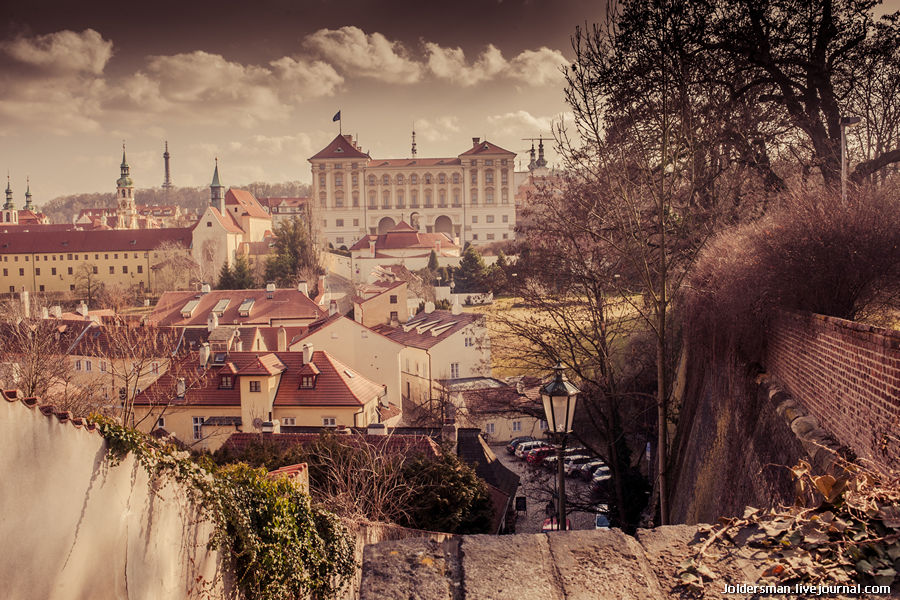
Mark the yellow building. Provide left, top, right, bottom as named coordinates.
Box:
left=309, top=134, right=517, bottom=249
left=0, top=228, right=193, bottom=295
left=133, top=344, right=387, bottom=451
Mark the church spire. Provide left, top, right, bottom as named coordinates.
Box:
left=116, top=142, right=137, bottom=229
left=210, top=158, right=225, bottom=213
left=4, top=173, right=13, bottom=210
left=24, top=177, right=34, bottom=211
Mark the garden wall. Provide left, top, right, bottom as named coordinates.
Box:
left=767, top=311, right=900, bottom=472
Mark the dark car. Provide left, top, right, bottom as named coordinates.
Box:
left=505, top=436, right=536, bottom=455
left=589, top=468, right=612, bottom=493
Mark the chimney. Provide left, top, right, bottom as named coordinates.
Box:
left=266, top=282, right=276, bottom=299
left=318, top=274, right=327, bottom=295
left=21, top=291, right=30, bottom=319
left=199, top=342, right=211, bottom=368
left=442, top=416, right=458, bottom=453
left=200, top=282, right=211, bottom=294
left=516, top=381, right=524, bottom=395
left=76, top=301, right=89, bottom=317
left=367, top=423, right=387, bottom=436
left=207, top=311, right=219, bottom=332
left=472, top=137, right=480, bottom=146
left=302, top=343, right=313, bottom=365
left=277, top=326, right=287, bottom=352
left=176, top=377, right=186, bottom=398
left=298, top=281, right=309, bottom=296
left=261, top=420, right=281, bottom=434
left=451, top=295, right=462, bottom=315
left=369, top=237, right=376, bottom=257
left=329, top=299, right=338, bottom=317
left=50, top=305, right=62, bottom=318
left=424, top=301, right=435, bottom=314
left=234, top=332, right=243, bottom=352
left=41, top=306, right=49, bottom=319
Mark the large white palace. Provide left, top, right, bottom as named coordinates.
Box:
left=309, top=134, right=517, bottom=249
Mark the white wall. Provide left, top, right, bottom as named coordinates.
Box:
left=0, top=398, right=225, bottom=600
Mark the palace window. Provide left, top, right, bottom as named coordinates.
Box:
left=335, top=173, right=343, bottom=187
left=486, top=215, right=494, bottom=223
left=424, top=174, right=432, bottom=185
left=452, top=173, right=460, bottom=184
left=439, top=173, right=446, bottom=184
left=382, top=174, right=390, bottom=185
left=486, top=189, right=494, bottom=204
left=411, top=174, right=418, bottom=185
left=485, top=170, right=494, bottom=184
left=368, top=175, right=376, bottom=186
left=397, top=174, right=405, bottom=185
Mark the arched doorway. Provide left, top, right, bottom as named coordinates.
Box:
left=433, top=215, right=453, bottom=236
left=377, top=217, right=396, bottom=234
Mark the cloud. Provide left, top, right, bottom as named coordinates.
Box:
left=0, top=29, right=112, bottom=75
left=416, top=116, right=461, bottom=143
left=487, top=110, right=564, bottom=133
left=304, top=26, right=422, bottom=84
left=426, top=43, right=567, bottom=87
left=0, top=29, right=113, bottom=134
left=109, top=51, right=343, bottom=127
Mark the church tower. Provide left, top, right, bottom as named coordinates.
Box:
left=23, top=177, right=34, bottom=211
left=210, top=158, right=225, bottom=214
left=3, top=175, right=17, bottom=224
left=116, top=144, right=137, bottom=229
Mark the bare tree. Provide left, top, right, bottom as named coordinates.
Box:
left=152, top=240, right=202, bottom=292
left=73, top=263, right=105, bottom=306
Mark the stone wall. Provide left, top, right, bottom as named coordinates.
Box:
left=0, top=394, right=225, bottom=600
left=668, top=352, right=809, bottom=524
left=767, top=310, right=900, bottom=472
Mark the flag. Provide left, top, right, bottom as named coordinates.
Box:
left=332, top=110, right=341, bottom=122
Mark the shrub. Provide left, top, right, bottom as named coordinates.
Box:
left=683, top=186, right=900, bottom=362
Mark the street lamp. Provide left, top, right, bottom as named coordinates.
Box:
left=540, top=362, right=580, bottom=531
left=840, top=116, right=861, bottom=202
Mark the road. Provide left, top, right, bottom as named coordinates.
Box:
left=495, top=445, right=606, bottom=533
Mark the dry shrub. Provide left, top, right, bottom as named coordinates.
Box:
left=683, top=185, right=900, bottom=363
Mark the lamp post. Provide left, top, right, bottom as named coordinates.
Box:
left=540, top=362, right=580, bottom=531
left=840, top=116, right=861, bottom=202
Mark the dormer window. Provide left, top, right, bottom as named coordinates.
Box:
left=219, top=375, right=233, bottom=389
left=300, top=375, right=316, bottom=389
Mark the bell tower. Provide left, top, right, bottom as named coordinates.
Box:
left=116, top=143, right=137, bottom=229
left=2, top=174, right=17, bottom=224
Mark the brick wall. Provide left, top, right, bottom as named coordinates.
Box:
left=766, top=310, right=900, bottom=472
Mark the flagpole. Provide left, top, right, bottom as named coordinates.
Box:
left=339, top=109, right=342, bottom=135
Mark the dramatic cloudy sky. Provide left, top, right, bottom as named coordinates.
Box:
left=0, top=0, right=602, bottom=202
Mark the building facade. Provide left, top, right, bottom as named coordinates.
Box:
left=309, top=135, right=516, bottom=249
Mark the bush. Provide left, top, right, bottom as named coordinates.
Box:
left=683, top=187, right=900, bottom=362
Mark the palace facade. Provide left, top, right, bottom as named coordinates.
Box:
left=309, top=135, right=516, bottom=249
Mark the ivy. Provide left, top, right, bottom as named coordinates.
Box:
left=91, top=416, right=356, bottom=600
left=675, top=460, right=900, bottom=596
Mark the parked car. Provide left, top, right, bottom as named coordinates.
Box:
left=515, top=440, right=551, bottom=459
left=505, top=436, right=536, bottom=455
left=578, top=460, right=607, bottom=480
left=563, top=455, right=594, bottom=477
left=525, top=446, right=557, bottom=464
left=590, top=469, right=612, bottom=493
left=541, top=517, right=571, bottom=532
left=542, top=454, right=559, bottom=470
left=594, top=505, right=611, bottom=529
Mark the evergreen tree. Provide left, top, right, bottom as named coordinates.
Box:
left=455, top=246, right=488, bottom=293
left=231, top=255, right=256, bottom=289
left=265, top=217, right=320, bottom=286
left=427, top=249, right=439, bottom=272
left=216, top=261, right=235, bottom=290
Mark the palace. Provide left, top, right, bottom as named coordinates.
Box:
left=309, top=134, right=517, bottom=249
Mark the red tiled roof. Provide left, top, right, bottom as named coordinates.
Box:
left=222, top=431, right=442, bottom=458
left=257, top=197, right=309, bottom=208
left=354, top=280, right=405, bottom=305
left=150, top=288, right=326, bottom=327
left=368, top=158, right=461, bottom=167
left=0, top=223, right=80, bottom=234
left=237, top=353, right=286, bottom=376
left=309, top=134, right=370, bottom=160
left=2, top=389, right=101, bottom=434
left=349, top=222, right=458, bottom=252
left=0, top=227, right=193, bottom=254
left=67, top=322, right=181, bottom=358
left=459, top=139, right=516, bottom=156
left=134, top=349, right=385, bottom=408
left=371, top=310, right=482, bottom=350
left=226, top=189, right=270, bottom=220
left=197, top=206, right=243, bottom=234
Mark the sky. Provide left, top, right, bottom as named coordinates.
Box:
left=0, top=0, right=603, bottom=203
